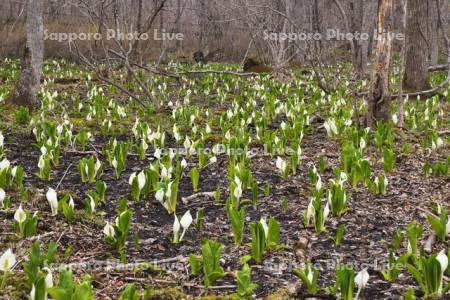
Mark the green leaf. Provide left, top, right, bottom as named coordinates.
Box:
left=189, top=254, right=203, bottom=275
left=267, top=217, right=280, bottom=248
left=237, top=264, right=258, bottom=298
left=403, top=288, right=416, bottom=300
left=250, top=222, right=266, bottom=263
left=201, top=239, right=225, bottom=287
left=119, top=284, right=139, bottom=300
left=72, top=276, right=94, bottom=300
left=226, top=200, right=246, bottom=245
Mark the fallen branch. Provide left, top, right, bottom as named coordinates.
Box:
left=176, top=69, right=263, bottom=77
left=181, top=192, right=215, bottom=204
left=182, top=283, right=236, bottom=290
left=56, top=163, right=73, bottom=190
left=390, top=77, right=450, bottom=99
left=428, top=64, right=448, bottom=72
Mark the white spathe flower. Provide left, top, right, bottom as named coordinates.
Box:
left=180, top=210, right=193, bottom=229
left=432, top=137, right=444, bottom=151
left=436, top=250, right=448, bottom=274
left=435, top=137, right=444, bottom=149
left=137, top=171, right=146, bottom=190
left=260, top=218, right=268, bottom=238
left=225, top=130, right=231, bottom=140
left=360, top=138, right=366, bottom=150
left=103, top=222, right=116, bottom=238
left=179, top=210, right=193, bottom=241
left=340, top=172, right=348, bottom=183
left=315, top=177, right=322, bottom=191
left=183, top=137, right=191, bottom=151
left=306, top=265, right=314, bottom=284
left=0, top=132, right=3, bottom=148
left=165, top=182, right=173, bottom=199
left=0, top=248, right=16, bottom=272
left=14, top=205, right=26, bottom=224
left=40, top=145, right=47, bottom=155
left=0, top=158, right=10, bottom=170
left=11, top=166, right=17, bottom=178
left=161, top=166, right=169, bottom=180
left=38, top=156, right=45, bottom=169
left=30, top=284, right=36, bottom=300
left=355, top=268, right=370, bottom=289
left=129, top=172, right=136, bottom=185
left=111, top=158, right=118, bottom=169
left=181, top=158, right=188, bottom=169
left=233, top=183, right=242, bottom=199
left=95, top=158, right=102, bottom=173
left=68, top=196, right=75, bottom=209
left=391, top=113, right=398, bottom=125
left=169, top=149, right=176, bottom=160
left=324, top=203, right=330, bottom=220
left=43, top=267, right=53, bottom=288
left=324, top=119, right=337, bottom=136
left=276, top=157, right=287, bottom=174
left=407, top=240, right=413, bottom=255
left=154, top=148, right=162, bottom=159
left=46, top=188, right=58, bottom=216
left=155, top=189, right=165, bottom=202
left=173, top=215, right=181, bottom=242
left=88, top=195, right=96, bottom=213
left=0, top=188, right=5, bottom=208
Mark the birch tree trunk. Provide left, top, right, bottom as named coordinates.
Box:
left=403, top=0, right=430, bottom=91
left=8, top=0, right=44, bottom=109
left=366, top=0, right=393, bottom=127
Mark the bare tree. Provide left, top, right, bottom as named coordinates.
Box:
left=428, top=0, right=439, bottom=65
left=366, top=0, right=393, bottom=127
left=7, top=0, right=44, bottom=109
left=403, top=0, right=430, bottom=91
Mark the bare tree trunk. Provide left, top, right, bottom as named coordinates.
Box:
left=366, top=0, right=393, bottom=127
left=311, top=0, right=325, bottom=63
left=398, top=0, right=408, bottom=127
left=133, top=0, right=143, bottom=64
left=349, top=0, right=364, bottom=74
left=8, top=0, right=44, bottom=109
left=403, top=0, right=430, bottom=91
left=175, top=0, right=183, bottom=49
left=428, top=0, right=439, bottom=65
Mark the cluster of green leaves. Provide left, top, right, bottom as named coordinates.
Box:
left=104, top=200, right=133, bottom=254
left=77, top=156, right=102, bottom=183
left=250, top=217, right=281, bottom=263
left=48, top=268, right=94, bottom=300
left=189, top=239, right=226, bottom=288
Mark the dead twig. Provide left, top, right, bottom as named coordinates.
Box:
left=181, top=192, right=216, bottom=205
left=56, top=163, right=73, bottom=190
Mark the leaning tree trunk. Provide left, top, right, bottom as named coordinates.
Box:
left=366, top=0, right=393, bottom=128
left=8, top=0, right=44, bottom=109
left=403, top=0, right=430, bottom=91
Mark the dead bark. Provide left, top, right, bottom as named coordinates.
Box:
left=7, top=0, right=44, bottom=109
left=365, top=0, right=393, bottom=128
